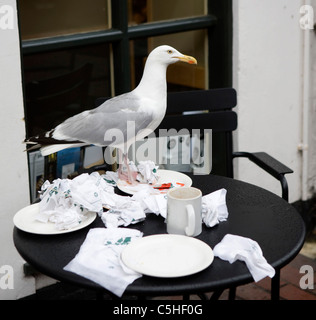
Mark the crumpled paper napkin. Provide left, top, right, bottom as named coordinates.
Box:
left=38, top=172, right=113, bottom=230
left=64, top=228, right=143, bottom=297
left=131, top=188, right=229, bottom=227
left=131, top=187, right=168, bottom=218
left=202, top=188, right=228, bottom=227
left=100, top=192, right=146, bottom=228
left=38, top=167, right=229, bottom=230
left=137, top=160, right=159, bottom=184
left=213, top=234, right=275, bottom=282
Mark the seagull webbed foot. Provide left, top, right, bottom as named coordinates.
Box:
left=118, top=156, right=138, bottom=185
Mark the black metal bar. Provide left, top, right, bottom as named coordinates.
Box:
left=279, top=174, right=289, bottom=202
left=228, top=287, right=236, bottom=300
left=21, top=16, right=217, bottom=55
left=226, top=131, right=234, bottom=178
left=197, top=293, right=208, bottom=300
left=210, top=289, right=224, bottom=300
left=208, top=0, right=233, bottom=88
left=271, top=269, right=280, bottom=300
left=111, top=0, right=130, bottom=94
left=22, top=29, right=123, bottom=54
left=128, top=15, right=217, bottom=39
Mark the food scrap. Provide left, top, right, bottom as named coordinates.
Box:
left=176, top=182, right=185, bottom=187
left=153, top=183, right=173, bottom=190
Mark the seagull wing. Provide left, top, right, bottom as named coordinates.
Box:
left=50, top=92, right=154, bottom=147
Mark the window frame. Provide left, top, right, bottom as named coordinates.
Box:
left=18, top=0, right=232, bottom=94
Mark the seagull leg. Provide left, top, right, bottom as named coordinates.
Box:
left=123, top=153, right=138, bottom=185
left=117, top=150, right=128, bottom=181
left=117, top=151, right=138, bottom=184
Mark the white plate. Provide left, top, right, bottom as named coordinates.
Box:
left=121, top=234, right=214, bottom=278
left=117, top=169, right=192, bottom=195
left=13, top=203, right=96, bottom=235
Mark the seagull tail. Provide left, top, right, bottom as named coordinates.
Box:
left=24, top=133, right=88, bottom=156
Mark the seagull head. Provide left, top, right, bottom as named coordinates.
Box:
left=148, top=45, right=197, bottom=66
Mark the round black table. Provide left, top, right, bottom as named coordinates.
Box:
left=13, top=174, right=306, bottom=299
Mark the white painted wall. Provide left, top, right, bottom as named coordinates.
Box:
left=233, top=0, right=316, bottom=203
left=307, top=0, right=316, bottom=198
left=0, top=0, right=34, bottom=299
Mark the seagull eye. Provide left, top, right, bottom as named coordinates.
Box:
left=167, top=50, right=173, bottom=54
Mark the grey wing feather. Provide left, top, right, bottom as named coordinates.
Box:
left=52, top=92, right=153, bottom=146
left=95, top=92, right=141, bottom=113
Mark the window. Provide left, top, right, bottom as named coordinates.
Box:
left=22, top=44, right=112, bottom=137
left=129, top=0, right=206, bottom=24
left=19, top=0, right=110, bottom=40
left=18, top=0, right=232, bottom=199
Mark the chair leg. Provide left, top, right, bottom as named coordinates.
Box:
left=197, top=293, right=208, bottom=300
left=228, top=287, right=236, bottom=300
left=271, top=268, right=280, bottom=300
left=210, top=289, right=224, bottom=300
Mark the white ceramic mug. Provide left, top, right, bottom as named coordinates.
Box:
left=166, top=187, right=202, bottom=237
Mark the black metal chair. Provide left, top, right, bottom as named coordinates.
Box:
left=159, top=88, right=292, bottom=201
left=157, top=88, right=293, bottom=300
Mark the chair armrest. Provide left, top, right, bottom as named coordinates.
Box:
left=233, top=151, right=293, bottom=177
left=232, top=151, right=293, bottom=201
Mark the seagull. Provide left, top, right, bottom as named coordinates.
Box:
left=25, top=45, right=197, bottom=183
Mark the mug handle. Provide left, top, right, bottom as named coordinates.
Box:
left=185, top=204, right=196, bottom=236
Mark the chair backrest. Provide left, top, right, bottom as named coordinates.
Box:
left=158, top=88, right=237, bottom=177
left=158, top=88, right=237, bottom=131
left=25, top=63, right=93, bottom=136
left=95, top=88, right=237, bottom=177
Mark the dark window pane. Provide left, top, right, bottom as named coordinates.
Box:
left=19, top=0, right=109, bottom=40
left=128, top=0, right=206, bottom=26
left=130, top=30, right=207, bottom=92
left=23, top=44, right=112, bottom=137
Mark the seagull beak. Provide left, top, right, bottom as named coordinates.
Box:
left=175, top=55, right=197, bottom=65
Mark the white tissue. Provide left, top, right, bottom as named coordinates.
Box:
left=213, top=234, right=275, bottom=282
left=38, top=178, right=89, bottom=230
left=38, top=169, right=229, bottom=231
left=64, top=228, right=143, bottom=297
left=132, top=190, right=167, bottom=218
left=202, top=188, right=228, bottom=227
left=136, top=160, right=159, bottom=184
left=102, top=171, right=118, bottom=186
left=100, top=195, right=146, bottom=228
left=38, top=172, right=115, bottom=230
